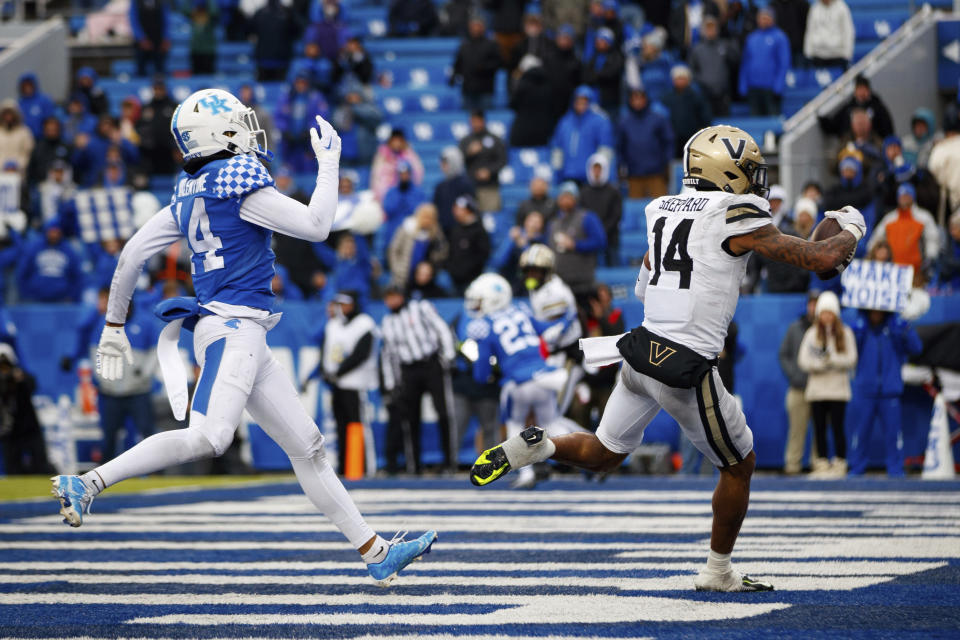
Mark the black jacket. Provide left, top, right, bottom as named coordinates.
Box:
left=252, top=1, right=301, bottom=66
left=819, top=94, right=895, bottom=140
left=27, top=136, right=70, bottom=185
left=547, top=47, right=582, bottom=117
left=771, top=0, right=809, bottom=55
left=388, top=0, right=438, bottom=36
left=453, top=35, right=502, bottom=96
left=509, top=66, right=558, bottom=147
left=514, top=193, right=556, bottom=225
left=433, top=174, right=475, bottom=232
left=447, top=218, right=490, bottom=286
left=138, top=95, right=178, bottom=174
left=661, top=87, right=713, bottom=159
left=582, top=49, right=625, bottom=110
left=459, top=128, right=507, bottom=186
left=580, top=182, right=622, bottom=242
left=485, top=0, right=524, bottom=33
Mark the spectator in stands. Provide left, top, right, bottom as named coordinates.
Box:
left=87, top=237, right=122, bottom=292
left=902, top=108, right=938, bottom=170
left=738, top=5, right=789, bottom=116
left=803, top=0, right=854, bottom=68
left=270, top=264, right=303, bottom=302
left=747, top=194, right=814, bottom=294
left=0, top=344, right=53, bottom=474
left=72, top=116, right=139, bottom=187
left=371, top=128, right=425, bottom=202
left=838, top=108, right=884, bottom=182
left=509, top=55, right=558, bottom=148
left=797, top=290, right=857, bottom=477
left=130, top=0, right=171, bottom=76
left=27, top=117, right=70, bottom=189
left=433, top=146, right=474, bottom=233
left=333, top=81, right=382, bottom=167
left=779, top=290, right=819, bottom=475
left=689, top=15, right=738, bottom=117
left=17, top=74, right=55, bottom=140
left=927, top=119, right=960, bottom=215
left=722, top=0, right=758, bottom=45
left=662, top=64, right=712, bottom=159
left=273, top=168, right=324, bottom=297
left=458, top=110, right=507, bottom=213
left=878, top=137, right=939, bottom=213
left=488, top=0, right=525, bottom=62
left=868, top=183, right=940, bottom=282
left=569, top=282, right=623, bottom=430
left=551, top=86, right=614, bottom=184
left=515, top=175, right=556, bottom=225
left=305, top=0, right=347, bottom=62
left=582, top=27, right=625, bottom=119
left=299, top=39, right=335, bottom=93
left=327, top=233, right=372, bottom=302
left=137, top=79, right=178, bottom=176
left=383, top=160, right=428, bottom=244
left=408, top=260, right=450, bottom=298
left=542, top=0, right=589, bottom=35
left=666, top=0, right=719, bottom=51
left=35, top=160, right=74, bottom=227
left=0, top=101, right=33, bottom=178
left=118, top=98, right=142, bottom=151
left=819, top=74, right=894, bottom=140
left=74, top=68, right=109, bottom=117
left=547, top=24, right=582, bottom=118
left=451, top=14, right=503, bottom=112
left=580, top=152, right=621, bottom=266
left=936, top=210, right=960, bottom=290
left=388, top=0, right=439, bottom=37
left=275, top=71, right=331, bottom=173
left=62, top=95, right=98, bottom=148
left=494, top=209, right=547, bottom=292
left=332, top=36, right=374, bottom=87
left=848, top=302, right=922, bottom=477
left=625, top=27, right=674, bottom=104
left=772, top=0, right=810, bottom=66
left=548, top=181, right=606, bottom=295
left=251, top=0, right=300, bottom=82
left=823, top=154, right=877, bottom=240
left=185, top=0, right=218, bottom=75
left=388, top=202, right=449, bottom=290
left=237, top=84, right=275, bottom=157
left=508, top=6, right=553, bottom=76
left=16, top=219, right=82, bottom=303
left=445, top=195, right=490, bottom=294
left=617, top=87, right=673, bottom=199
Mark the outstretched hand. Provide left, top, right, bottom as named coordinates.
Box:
left=309, top=114, right=341, bottom=162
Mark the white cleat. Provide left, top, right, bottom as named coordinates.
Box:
left=694, top=570, right=774, bottom=592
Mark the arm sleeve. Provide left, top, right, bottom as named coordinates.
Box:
left=239, top=183, right=337, bottom=243
left=336, top=331, right=374, bottom=376
left=574, top=212, right=607, bottom=253
left=106, top=207, right=182, bottom=324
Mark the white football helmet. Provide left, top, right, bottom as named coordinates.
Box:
left=464, top=273, right=513, bottom=317
left=170, top=89, right=271, bottom=162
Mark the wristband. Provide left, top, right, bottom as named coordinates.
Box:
left=843, top=223, right=864, bottom=243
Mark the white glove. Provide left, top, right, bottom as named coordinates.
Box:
left=825, top=205, right=866, bottom=242
left=97, top=325, right=134, bottom=381
left=309, top=114, right=341, bottom=163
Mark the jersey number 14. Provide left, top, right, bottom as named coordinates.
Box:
left=175, top=198, right=225, bottom=274
left=650, top=217, right=693, bottom=289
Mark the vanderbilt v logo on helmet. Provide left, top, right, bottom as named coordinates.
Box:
left=649, top=341, right=676, bottom=366
left=682, top=125, right=768, bottom=198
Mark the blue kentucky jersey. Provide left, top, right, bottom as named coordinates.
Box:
left=469, top=303, right=547, bottom=385
left=169, top=154, right=277, bottom=312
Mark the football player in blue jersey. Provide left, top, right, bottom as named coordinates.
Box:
left=463, top=273, right=585, bottom=488
left=51, top=89, right=436, bottom=586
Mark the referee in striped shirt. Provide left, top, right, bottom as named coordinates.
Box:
left=380, top=284, right=457, bottom=474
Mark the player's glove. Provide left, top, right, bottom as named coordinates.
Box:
left=97, top=325, right=134, bottom=381
left=825, top=206, right=866, bottom=243
left=309, top=114, right=341, bottom=163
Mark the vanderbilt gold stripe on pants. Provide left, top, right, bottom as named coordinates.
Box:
left=695, top=372, right=743, bottom=468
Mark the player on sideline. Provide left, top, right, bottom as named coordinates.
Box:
left=51, top=89, right=436, bottom=586
left=462, top=273, right=586, bottom=489
left=471, top=125, right=866, bottom=592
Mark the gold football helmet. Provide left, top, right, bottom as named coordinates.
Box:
left=681, top=125, right=768, bottom=198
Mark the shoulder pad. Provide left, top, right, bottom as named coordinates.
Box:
left=723, top=193, right=771, bottom=225
left=212, top=155, right=274, bottom=200
left=466, top=318, right=490, bottom=341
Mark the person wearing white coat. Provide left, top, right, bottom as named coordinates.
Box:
left=803, top=0, right=855, bottom=68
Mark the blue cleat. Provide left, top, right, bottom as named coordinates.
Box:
left=51, top=475, right=95, bottom=528
left=367, top=530, right=438, bottom=587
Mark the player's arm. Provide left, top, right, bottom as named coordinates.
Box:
left=238, top=115, right=341, bottom=242
left=726, top=207, right=865, bottom=273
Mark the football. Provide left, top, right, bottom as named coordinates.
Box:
left=809, top=216, right=854, bottom=280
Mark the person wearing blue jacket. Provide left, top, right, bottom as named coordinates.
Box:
left=382, top=160, right=427, bottom=245
left=847, top=309, right=923, bottom=477
left=70, top=116, right=139, bottom=187
left=17, top=74, right=56, bottom=139
left=550, top=86, right=615, bottom=184
left=618, top=87, right=674, bottom=198
left=15, top=219, right=83, bottom=302
left=275, top=71, right=331, bottom=172
left=737, top=6, right=790, bottom=116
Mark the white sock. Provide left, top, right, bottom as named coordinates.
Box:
left=89, top=428, right=216, bottom=490
left=501, top=427, right=556, bottom=468
left=289, top=449, right=376, bottom=549
left=360, top=535, right=390, bottom=565
left=705, top=549, right=732, bottom=575
left=80, top=470, right=106, bottom=496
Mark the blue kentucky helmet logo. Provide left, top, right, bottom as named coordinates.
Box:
left=198, top=95, right=232, bottom=115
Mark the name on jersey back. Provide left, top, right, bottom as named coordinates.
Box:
left=177, top=175, right=209, bottom=198
left=658, top=197, right=709, bottom=213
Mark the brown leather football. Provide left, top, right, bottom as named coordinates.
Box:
left=809, top=216, right=853, bottom=280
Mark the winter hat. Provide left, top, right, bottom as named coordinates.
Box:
left=839, top=155, right=862, bottom=174
left=596, top=27, right=615, bottom=45
left=558, top=181, right=579, bottom=199
left=793, top=197, right=818, bottom=219
left=815, top=290, right=840, bottom=317
left=767, top=184, right=786, bottom=203
left=455, top=194, right=479, bottom=213
left=558, top=24, right=576, bottom=39
left=897, top=182, right=916, bottom=201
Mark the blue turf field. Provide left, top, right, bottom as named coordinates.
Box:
left=1, top=476, right=959, bottom=639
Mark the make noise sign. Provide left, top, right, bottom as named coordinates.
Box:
left=841, top=260, right=914, bottom=312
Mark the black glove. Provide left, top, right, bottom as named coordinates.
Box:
left=59, top=356, right=73, bottom=372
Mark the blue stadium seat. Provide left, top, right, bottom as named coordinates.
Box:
left=621, top=198, right=651, bottom=232
left=377, top=58, right=451, bottom=88
left=366, top=37, right=459, bottom=58
left=785, top=67, right=844, bottom=91
left=853, top=13, right=906, bottom=40
left=382, top=110, right=514, bottom=144
left=375, top=88, right=461, bottom=115
left=618, top=231, right=648, bottom=266
left=853, top=40, right=880, bottom=62
left=714, top=116, right=783, bottom=144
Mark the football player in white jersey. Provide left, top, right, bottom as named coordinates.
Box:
left=471, top=125, right=866, bottom=592
left=50, top=89, right=436, bottom=586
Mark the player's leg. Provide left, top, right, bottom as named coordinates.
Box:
left=52, top=319, right=253, bottom=527
left=245, top=350, right=436, bottom=585
left=658, top=369, right=771, bottom=592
